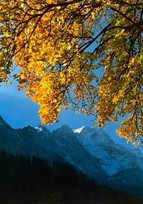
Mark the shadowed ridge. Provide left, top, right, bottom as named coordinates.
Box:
left=0, top=115, right=12, bottom=129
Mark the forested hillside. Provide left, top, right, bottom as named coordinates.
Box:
left=0, top=151, right=143, bottom=204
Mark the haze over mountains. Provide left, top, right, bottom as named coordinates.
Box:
left=0, top=115, right=143, bottom=197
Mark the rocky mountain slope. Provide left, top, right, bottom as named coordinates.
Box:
left=0, top=115, right=143, bottom=196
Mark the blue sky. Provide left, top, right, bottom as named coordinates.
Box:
left=0, top=79, right=94, bottom=129
left=0, top=78, right=134, bottom=148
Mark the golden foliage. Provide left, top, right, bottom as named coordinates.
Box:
left=0, top=0, right=143, bottom=143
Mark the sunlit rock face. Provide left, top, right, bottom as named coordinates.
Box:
left=0, top=115, right=143, bottom=196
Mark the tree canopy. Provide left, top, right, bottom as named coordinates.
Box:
left=0, top=0, right=143, bottom=143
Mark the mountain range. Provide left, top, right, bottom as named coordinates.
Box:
left=0, top=115, right=143, bottom=197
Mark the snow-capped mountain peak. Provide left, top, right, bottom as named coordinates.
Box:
left=35, top=126, right=43, bottom=132
left=73, top=126, right=85, bottom=133
left=0, top=115, right=143, bottom=197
